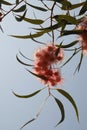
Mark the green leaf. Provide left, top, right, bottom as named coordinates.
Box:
left=0, top=25, right=4, bottom=33
left=79, top=1, right=87, bottom=15
left=69, top=2, right=85, bottom=10
left=11, top=22, right=62, bottom=39
left=20, top=118, right=36, bottom=130
left=26, top=69, right=47, bottom=80
left=1, top=0, right=13, bottom=5
left=54, top=97, right=65, bottom=125
left=74, top=53, right=83, bottom=73
left=10, top=31, right=46, bottom=39
left=16, top=54, right=33, bottom=66
left=30, top=37, right=46, bottom=45
left=54, top=15, right=78, bottom=24
left=19, top=51, right=34, bottom=61
left=62, top=30, right=86, bottom=36
left=33, top=22, right=63, bottom=31
left=50, top=0, right=72, bottom=9
left=15, top=10, right=27, bottom=22
left=13, top=4, right=26, bottom=12
left=61, top=49, right=78, bottom=67
left=57, top=89, right=79, bottom=121
left=13, top=89, right=43, bottom=98
left=26, top=2, right=48, bottom=11
left=60, top=40, right=78, bottom=48
left=23, top=17, right=44, bottom=24
left=61, top=1, right=72, bottom=10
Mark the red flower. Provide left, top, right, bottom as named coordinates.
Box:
left=76, top=19, right=87, bottom=55
left=33, top=44, right=64, bottom=87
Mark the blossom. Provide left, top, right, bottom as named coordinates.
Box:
left=33, top=44, right=64, bottom=87
left=76, top=18, right=87, bottom=55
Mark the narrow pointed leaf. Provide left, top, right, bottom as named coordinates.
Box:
left=61, top=50, right=77, bottom=67
left=69, top=2, right=85, bottom=10
left=10, top=31, right=44, bottom=39
left=13, top=89, right=42, bottom=98
left=57, top=89, right=79, bottom=121
left=26, top=69, right=47, bottom=80
left=19, top=51, right=34, bottom=61
left=26, top=2, right=48, bottom=11
left=33, top=22, right=62, bottom=31
left=77, top=53, right=83, bottom=71
left=11, top=22, right=62, bottom=39
left=1, top=0, right=13, bottom=5
left=31, top=37, right=46, bottom=45
left=54, top=15, right=77, bottom=24
left=62, top=30, right=86, bottom=36
left=13, top=4, right=26, bottom=12
left=20, top=118, right=36, bottom=130
left=16, top=55, right=33, bottom=66
left=0, top=25, right=4, bottom=33
left=79, top=1, right=87, bottom=15
left=23, top=17, right=44, bottom=24
left=61, top=1, right=72, bottom=10
left=60, top=40, right=78, bottom=48
left=15, top=10, right=27, bottom=22
left=49, top=0, right=71, bottom=7
left=74, top=53, right=83, bottom=73
left=49, top=0, right=72, bottom=10
left=54, top=97, right=65, bottom=125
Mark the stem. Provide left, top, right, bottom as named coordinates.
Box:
left=36, top=95, right=50, bottom=118
left=2, top=0, right=25, bottom=19
left=48, top=87, right=51, bottom=96
left=50, top=1, right=56, bottom=43
left=41, top=1, right=50, bottom=10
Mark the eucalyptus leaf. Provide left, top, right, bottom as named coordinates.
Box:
left=26, top=2, right=48, bottom=11
left=33, top=22, right=63, bottom=31
left=19, top=51, right=34, bottom=61
left=23, top=17, right=44, bottom=24
left=1, top=0, right=13, bottom=5
left=20, top=118, right=36, bottom=130
left=61, top=49, right=79, bottom=67
left=26, top=69, right=47, bottom=80
left=15, top=10, right=27, bottom=22
left=74, top=53, right=83, bottom=73
left=11, top=31, right=46, bottom=39
left=16, top=55, right=33, bottom=66
left=13, top=89, right=43, bottom=98
left=79, top=1, right=87, bottom=15
left=57, top=89, right=79, bottom=121
left=54, top=97, right=65, bottom=125
left=54, top=15, right=77, bottom=24
left=62, top=30, right=86, bottom=36
left=13, top=4, right=26, bottom=12
left=68, top=2, right=85, bottom=10
left=60, top=40, right=78, bottom=48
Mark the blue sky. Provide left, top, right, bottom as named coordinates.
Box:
left=0, top=0, right=87, bottom=130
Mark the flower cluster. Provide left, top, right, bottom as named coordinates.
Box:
left=76, top=18, right=87, bottom=55
left=33, top=44, right=64, bottom=87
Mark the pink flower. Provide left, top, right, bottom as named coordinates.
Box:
left=33, top=44, right=64, bottom=87
left=76, top=19, right=87, bottom=55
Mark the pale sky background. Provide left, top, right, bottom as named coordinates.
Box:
left=0, top=0, right=87, bottom=130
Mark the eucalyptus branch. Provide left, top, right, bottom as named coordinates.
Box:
left=36, top=95, right=50, bottom=117
left=50, top=1, right=56, bottom=43
left=2, top=0, right=25, bottom=19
